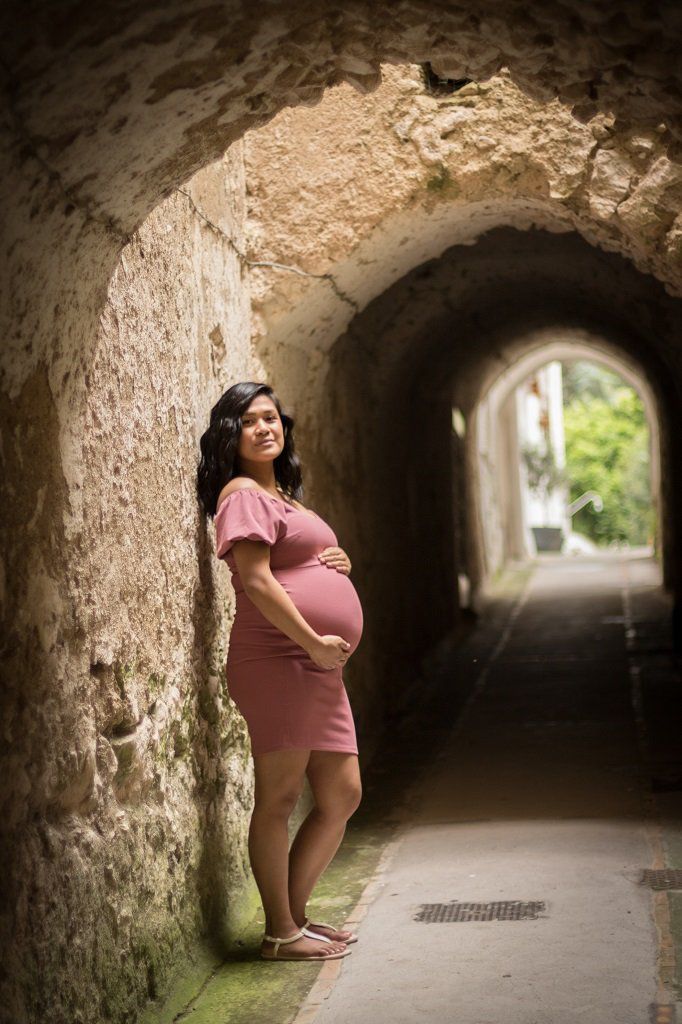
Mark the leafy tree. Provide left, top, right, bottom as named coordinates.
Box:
left=563, top=376, right=653, bottom=545
left=562, top=360, right=624, bottom=404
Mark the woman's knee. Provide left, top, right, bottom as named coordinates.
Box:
left=254, top=782, right=303, bottom=818
left=316, top=780, right=362, bottom=820
left=253, top=750, right=308, bottom=817
left=346, top=780, right=363, bottom=816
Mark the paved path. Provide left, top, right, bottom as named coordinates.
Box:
left=307, top=552, right=673, bottom=1024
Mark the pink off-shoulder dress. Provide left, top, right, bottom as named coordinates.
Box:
left=214, top=487, right=363, bottom=756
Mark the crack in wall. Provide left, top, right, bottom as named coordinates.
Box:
left=176, top=186, right=360, bottom=314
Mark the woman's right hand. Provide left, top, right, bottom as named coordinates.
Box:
left=306, top=634, right=351, bottom=670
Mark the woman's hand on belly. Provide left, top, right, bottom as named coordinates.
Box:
left=317, top=545, right=351, bottom=575
left=305, top=634, right=352, bottom=671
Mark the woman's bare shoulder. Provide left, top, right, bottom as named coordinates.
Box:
left=217, top=476, right=261, bottom=507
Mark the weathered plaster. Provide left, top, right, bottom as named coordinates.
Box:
left=243, top=64, right=682, bottom=369
left=2, top=1, right=682, bottom=235
left=0, top=147, right=262, bottom=1023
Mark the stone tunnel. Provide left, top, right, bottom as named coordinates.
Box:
left=1, top=3, right=681, bottom=1021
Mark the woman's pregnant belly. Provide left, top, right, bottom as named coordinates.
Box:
left=276, top=563, right=364, bottom=652
left=228, top=562, right=364, bottom=662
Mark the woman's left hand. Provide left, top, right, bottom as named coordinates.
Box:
left=318, top=546, right=351, bottom=575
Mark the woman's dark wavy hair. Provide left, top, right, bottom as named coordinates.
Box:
left=196, top=381, right=303, bottom=517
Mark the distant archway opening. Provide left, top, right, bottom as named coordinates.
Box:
left=472, top=332, right=661, bottom=582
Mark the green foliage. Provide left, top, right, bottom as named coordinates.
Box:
left=562, top=360, right=624, bottom=404
left=563, top=370, right=653, bottom=545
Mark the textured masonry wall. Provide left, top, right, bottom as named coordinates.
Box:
left=1, top=148, right=268, bottom=1023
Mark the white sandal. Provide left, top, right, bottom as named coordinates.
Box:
left=303, top=916, right=358, bottom=944
left=260, top=926, right=352, bottom=961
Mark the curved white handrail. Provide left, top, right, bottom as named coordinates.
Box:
left=567, top=490, right=604, bottom=516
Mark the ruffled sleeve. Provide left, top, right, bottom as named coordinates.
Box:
left=214, top=489, right=288, bottom=559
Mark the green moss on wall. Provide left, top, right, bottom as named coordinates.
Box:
left=426, top=164, right=453, bottom=192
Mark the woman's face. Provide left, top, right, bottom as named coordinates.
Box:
left=236, top=395, right=284, bottom=465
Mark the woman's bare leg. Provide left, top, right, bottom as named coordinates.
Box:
left=288, top=752, right=362, bottom=940
left=250, top=748, right=348, bottom=957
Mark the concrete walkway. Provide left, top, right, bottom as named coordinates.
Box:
left=300, top=551, right=679, bottom=1024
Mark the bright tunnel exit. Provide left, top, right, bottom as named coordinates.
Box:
left=472, top=334, right=661, bottom=578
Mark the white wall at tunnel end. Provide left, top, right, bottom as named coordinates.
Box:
left=515, top=361, right=570, bottom=552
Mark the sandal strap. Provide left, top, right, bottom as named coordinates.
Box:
left=305, top=917, right=348, bottom=932
left=302, top=926, right=332, bottom=942
left=263, top=927, right=306, bottom=957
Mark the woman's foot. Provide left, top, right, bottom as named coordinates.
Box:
left=261, top=927, right=348, bottom=961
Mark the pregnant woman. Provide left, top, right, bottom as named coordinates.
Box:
left=197, top=381, right=364, bottom=962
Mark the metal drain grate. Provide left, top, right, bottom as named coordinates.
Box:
left=641, top=869, right=682, bottom=890
left=414, top=900, right=547, bottom=922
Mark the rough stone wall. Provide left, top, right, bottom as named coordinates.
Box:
left=0, top=148, right=263, bottom=1024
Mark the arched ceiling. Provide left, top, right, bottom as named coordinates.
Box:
left=2, top=0, right=682, bottom=234
left=312, top=226, right=682, bottom=429
left=241, top=64, right=682, bottom=378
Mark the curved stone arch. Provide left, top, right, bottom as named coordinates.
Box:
left=482, top=334, right=660, bottom=410
left=3, top=2, right=682, bottom=235
left=247, top=179, right=682, bottom=419
left=241, top=63, right=682, bottom=393
left=472, top=330, right=663, bottom=577
left=3, top=19, right=681, bottom=403
left=249, top=195, right=580, bottom=364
